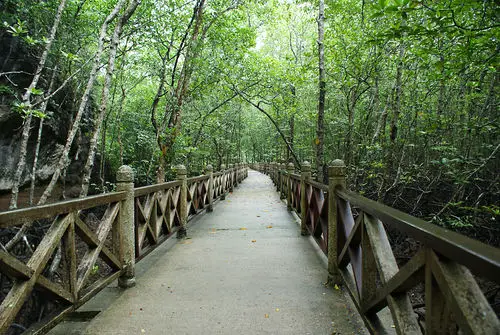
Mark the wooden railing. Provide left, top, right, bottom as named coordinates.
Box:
left=253, top=161, right=500, bottom=334
left=0, top=163, right=248, bottom=334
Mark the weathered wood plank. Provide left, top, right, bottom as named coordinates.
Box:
left=336, top=188, right=500, bottom=283
left=0, top=251, right=73, bottom=304
left=62, top=217, right=78, bottom=302
left=425, top=258, right=455, bottom=334
left=306, top=179, right=328, bottom=192
left=187, top=175, right=210, bottom=183
left=361, top=218, right=378, bottom=307
left=77, top=270, right=122, bottom=307
left=23, top=305, right=74, bottom=335
left=134, top=180, right=182, bottom=197
left=76, top=203, right=119, bottom=291
left=74, top=217, right=121, bottom=270
left=363, top=249, right=426, bottom=315
left=339, top=267, right=389, bottom=335
left=338, top=198, right=363, bottom=295
left=364, top=213, right=421, bottom=334
left=429, top=250, right=500, bottom=334
left=0, top=193, right=126, bottom=228
left=36, top=275, right=74, bottom=304
left=0, top=214, right=71, bottom=334
left=338, top=213, right=363, bottom=268
left=0, top=250, right=33, bottom=279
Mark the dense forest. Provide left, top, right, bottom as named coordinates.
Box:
left=0, top=0, right=498, bottom=243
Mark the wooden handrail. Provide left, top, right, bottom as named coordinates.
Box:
left=134, top=180, right=182, bottom=197
left=0, top=192, right=126, bottom=228
left=305, top=179, right=328, bottom=192
left=252, top=160, right=500, bottom=334
left=0, top=163, right=249, bottom=334
left=336, top=187, right=500, bottom=283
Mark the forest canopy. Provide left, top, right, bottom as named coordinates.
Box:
left=0, top=0, right=498, bottom=242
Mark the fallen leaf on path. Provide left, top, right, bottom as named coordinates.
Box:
left=239, top=227, right=247, bottom=230
left=141, top=329, right=146, bottom=333
left=256, top=215, right=260, bottom=217
left=180, top=240, right=192, bottom=245
left=275, top=308, right=280, bottom=312
left=264, top=314, right=269, bottom=318
left=251, top=240, right=256, bottom=243
left=334, top=284, right=340, bottom=290
left=266, top=225, right=273, bottom=228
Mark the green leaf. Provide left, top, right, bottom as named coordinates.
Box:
left=28, top=87, right=44, bottom=95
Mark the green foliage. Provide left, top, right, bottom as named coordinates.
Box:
left=2, top=0, right=497, bottom=243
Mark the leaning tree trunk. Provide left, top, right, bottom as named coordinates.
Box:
left=315, top=0, right=326, bottom=183
left=9, top=0, right=67, bottom=209
left=80, top=0, right=140, bottom=197
left=37, top=0, right=127, bottom=205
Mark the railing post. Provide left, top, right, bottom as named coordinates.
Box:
left=235, top=163, right=239, bottom=186
left=271, top=162, right=280, bottom=186
left=300, top=161, right=311, bottom=236
left=269, top=162, right=273, bottom=182
left=280, top=163, right=286, bottom=199
left=287, top=162, right=294, bottom=211
left=116, top=165, right=136, bottom=288
left=229, top=164, right=234, bottom=192
left=328, top=159, right=346, bottom=283
left=220, top=164, right=226, bottom=200
left=176, top=164, right=187, bottom=239
left=207, top=164, right=214, bottom=212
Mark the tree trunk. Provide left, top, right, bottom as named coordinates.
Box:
left=80, top=0, right=140, bottom=197
left=372, top=86, right=393, bottom=145
left=29, top=66, right=58, bottom=205
left=156, top=0, right=206, bottom=180
left=9, top=0, right=67, bottom=209
left=316, top=0, right=326, bottom=183
left=389, top=41, right=404, bottom=145
left=38, top=0, right=127, bottom=205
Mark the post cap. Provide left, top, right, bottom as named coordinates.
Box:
left=328, top=159, right=346, bottom=177
left=220, top=164, right=226, bottom=170
left=174, top=164, right=187, bottom=175
left=206, top=164, right=213, bottom=172
left=302, top=161, right=311, bottom=172
left=287, top=162, right=295, bottom=171
left=116, top=165, right=134, bottom=183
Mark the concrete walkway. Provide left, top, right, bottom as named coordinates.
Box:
left=52, top=170, right=367, bottom=335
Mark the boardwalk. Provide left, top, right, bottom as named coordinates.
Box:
left=50, top=170, right=366, bottom=335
